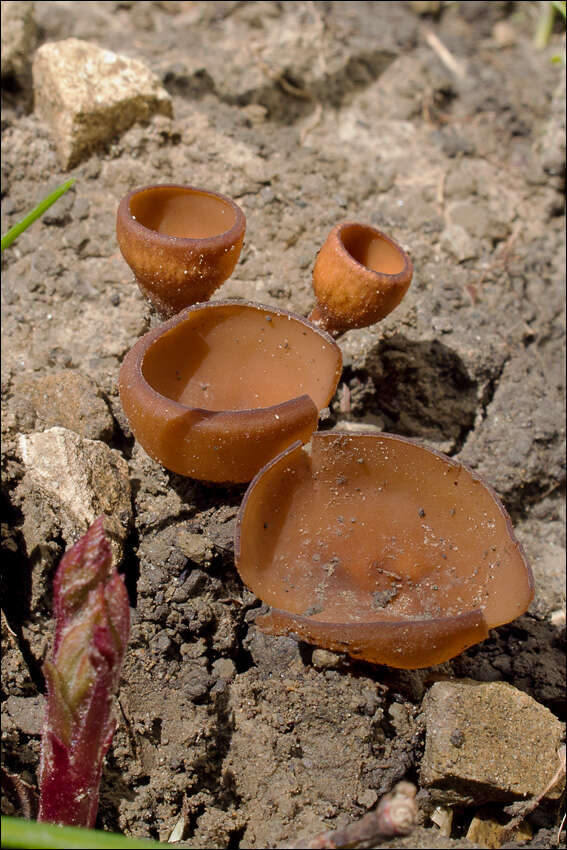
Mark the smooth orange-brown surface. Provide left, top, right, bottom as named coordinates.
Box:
left=235, top=432, right=534, bottom=668
left=119, top=301, right=342, bottom=483
left=116, top=184, right=246, bottom=318
left=310, top=222, right=413, bottom=336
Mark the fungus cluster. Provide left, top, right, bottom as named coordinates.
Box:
left=116, top=183, right=534, bottom=668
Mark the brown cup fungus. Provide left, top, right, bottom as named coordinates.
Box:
left=116, top=184, right=246, bottom=318
left=310, top=222, right=413, bottom=337
left=235, top=432, right=534, bottom=668
left=119, top=301, right=342, bottom=483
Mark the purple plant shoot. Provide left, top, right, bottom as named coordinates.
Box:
left=38, top=517, right=130, bottom=827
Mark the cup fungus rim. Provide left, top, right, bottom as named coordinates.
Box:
left=118, top=183, right=246, bottom=249
left=332, top=221, right=414, bottom=285
left=123, top=298, right=343, bottom=418
left=235, top=429, right=534, bottom=631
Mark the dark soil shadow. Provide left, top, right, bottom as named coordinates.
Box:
left=337, top=336, right=478, bottom=451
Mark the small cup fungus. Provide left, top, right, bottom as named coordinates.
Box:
left=309, top=222, right=413, bottom=337
left=119, top=300, right=342, bottom=483
left=235, top=431, right=534, bottom=668
left=116, top=184, right=246, bottom=318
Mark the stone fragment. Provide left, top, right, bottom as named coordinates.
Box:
left=430, top=805, right=453, bottom=836
left=29, top=370, right=114, bottom=442
left=491, top=21, right=518, bottom=48
left=184, top=662, right=211, bottom=703
left=465, top=808, right=532, bottom=849
left=440, top=224, right=479, bottom=263
left=409, top=1, right=441, bottom=14
left=18, top=427, right=131, bottom=564
left=241, top=103, right=269, bottom=125
left=356, top=788, right=378, bottom=809
left=1, top=1, right=37, bottom=84
left=420, top=681, right=565, bottom=806
left=32, top=38, right=172, bottom=169
left=311, top=648, right=341, bottom=669
left=175, top=529, right=214, bottom=567
left=212, top=657, right=237, bottom=681
left=243, top=629, right=303, bottom=675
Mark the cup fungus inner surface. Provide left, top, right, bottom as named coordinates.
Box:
left=236, top=432, right=533, bottom=663
left=341, top=224, right=406, bottom=276
left=129, top=186, right=237, bottom=240
left=140, top=303, right=341, bottom=413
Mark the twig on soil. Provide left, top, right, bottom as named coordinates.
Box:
left=421, top=27, right=467, bottom=80
left=251, top=46, right=313, bottom=100
left=300, top=102, right=323, bottom=145
left=465, top=222, right=523, bottom=304
left=279, top=781, right=418, bottom=849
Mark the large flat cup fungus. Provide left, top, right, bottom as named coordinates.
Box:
left=116, top=184, right=246, bottom=318
left=235, top=432, right=534, bottom=668
left=309, top=222, right=413, bottom=337
left=119, top=301, right=342, bottom=483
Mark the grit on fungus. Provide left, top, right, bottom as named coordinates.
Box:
left=309, top=221, right=413, bottom=337
left=235, top=432, right=534, bottom=669
left=119, top=300, right=342, bottom=483
left=116, top=184, right=246, bottom=318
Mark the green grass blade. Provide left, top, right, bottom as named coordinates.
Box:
left=0, top=817, right=168, bottom=849
left=551, top=1, right=566, bottom=20
left=535, top=1, right=557, bottom=48
left=1, top=178, right=75, bottom=252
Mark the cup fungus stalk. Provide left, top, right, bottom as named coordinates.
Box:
left=38, top=517, right=130, bottom=828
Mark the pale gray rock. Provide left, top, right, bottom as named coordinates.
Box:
left=17, top=426, right=132, bottom=564
left=311, top=648, right=341, bottom=669
left=32, top=37, right=172, bottom=169
left=212, top=657, right=237, bottom=681
left=440, top=224, right=480, bottom=263
left=420, top=680, right=565, bottom=806
left=243, top=629, right=303, bottom=675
